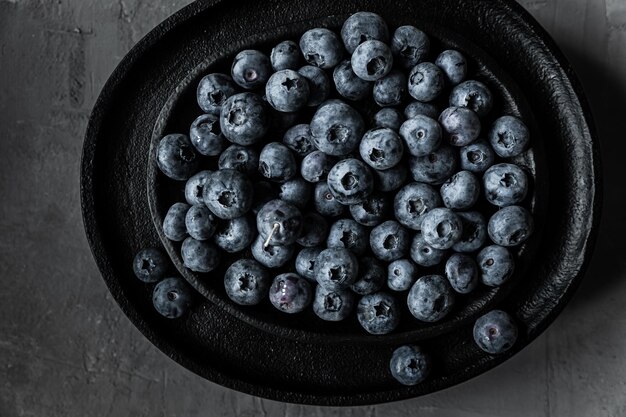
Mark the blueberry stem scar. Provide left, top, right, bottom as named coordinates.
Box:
left=264, top=223, right=280, bottom=248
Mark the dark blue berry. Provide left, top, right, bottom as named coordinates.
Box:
left=487, top=205, right=534, bottom=247
left=256, top=199, right=303, bottom=246
left=359, top=128, right=404, bottom=170
left=439, top=106, right=481, bottom=146
left=349, top=193, right=391, bottom=227
left=297, top=65, right=331, bottom=107
left=313, top=286, right=355, bottom=321
left=196, top=73, right=237, bottom=115
left=333, top=60, right=372, bottom=101
left=404, top=100, right=438, bottom=119
left=189, top=113, right=226, bottom=156
left=163, top=202, right=190, bottom=241
left=341, top=11, right=389, bottom=54
left=133, top=247, right=168, bottom=283
left=156, top=134, right=199, bottom=181
left=213, top=216, right=256, bottom=253
left=314, top=248, right=359, bottom=291
left=351, top=40, right=394, bottom=81
left=387, top=259, right=418, bottom=291
left=370, top=220, right=410, bottom=262
left=265, top=69, right=310, bottom=112
left=185, top=204, right=217, bottom=240
left=283, top=123, right=315, bottom=156
left=450, top=80, right=493, bottom=117
left=445, top=253, right=479, bottom=294
left=258, top=142, right=297, bottom=183
left=301, top=150, right=336, bottom=183
left=410, top=231, right=447, bottom=267
left=299, top=28, right=343, bottom=69
left=373, top=108, right=404, bottom=130
left=477, top=245, right=515, bottom=286
left=224, top=259, right=270, bottom=306
left=181, top=237, right=220, bottom=273
left=435, top=50, right=467, bottom=85
left=184, top=170, right=212, bottom=206
left=394, top=182, right=441, bottom=230
left=357, top=292, right=401, bottom=335
left=313, top=182, right=345, bottom=217
left=152, top=277, right=193, bottom=319
left=218, top=144, right=259, bottom=174
left=296, top=212, right=329, bottom=247
left=203, top=169, right=253, bottom=219
left=488, top=115, right=530, bottom=158
left=409, top=146, right=458, bottom=184
left=220, top=92, right=269, bottom=146
left=279, top=178, right=312, bottom=209
left=483, top=163, right=529, bottom=207
left=452, top=211, right=487, bottom=253
left=373, top=70, right=406, bottom=107
left=269, top=273, right=312, bottom=314
left=310, top=100, right=365, bottom=156
left=421, top=208, right=463, bottom=250
left=408, top=62, right=444, bottom=102
left=270, top=40, right=300, bottom=71
left=389, top=345, right=431, bottom=385
left=407, top=275, right=455, bottom=322
left=295, top=247, right=323, bottom=281
left=250, top=234, right=295, bottom=269
left=327, top=158, right=374, bottom=205
left=440, top=170, right=481, bottom=210
left=399, top=115, right=442, bottom=157
left=473, top=310, right=518, bottom=354
left=374, top=164, right=408, bottom=192
left=459, top=139, right=495, bottom=173
left=231, top=49, right=272, bottom=89
left=351, top=257, right=385, bottom=295
left=390, top=25, right=429, bottom=69
left=327, top=219, right=369, bottom=256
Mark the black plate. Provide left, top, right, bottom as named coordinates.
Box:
left=81, top=0, right=601, bottom=405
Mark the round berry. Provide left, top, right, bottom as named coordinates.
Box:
left=224, top=259, right=270, bottom=306
left=133, top=247, right=168, bottom=283
left=399, top=115, right=442, bottom=157
left=156, top=134, right=199, bottom=181
left=459, top=139, right=495, bottom=173
left=189, top=113, right=226, bottom=156
left=314, top=248, right=359, bottom=291
left=298, top=65, right=331, bottom=106
left=220, top=92, right=269, bottom=146
left=488, top=115, right=530, bottom=158
left=265, top=69, right=310, bottom=112
left=196, top=73, right=237, bottom=115
left=370, top=220, right=410, bottom=262
left=409, top=146, right=458, bottom=185
left=351, top=257, right=386, bottom=295
left=231, top=49, right=272, bottom=89
left=327, top=158, right=374, bottom=205
left=218, top=144, right=259, bottom=174
left=270, top=40, right=300, bottom=71
left=326, top=219, right=369, bottom=256
left=445, top=253, right=479, bottom=294
left=390, top=25, right=430, bottom=69
left=203, top=169, right=253, bottom=219
left=213, top=216, right=256, bottom=253
left=450, top=80, right=494, bottom=117
left=357, top=292, right=401, bottom=335
left=258, top=142, right=297, bottom=183
left=420, top=208, right=463, bottom=250
left=487, top=205, right=534, bottom=247
left=439, top=106, right=481, bottom=147
left=483, top=163, right=529, bottom=207
left=295, top=247, right=323, bottom=281
left=163, top=202, right=190, bottom=242
left=313, top=286, right=355, bottom=321
left=410, top=231, right=447, bottom=267
left=440, top=170, right=481, bottom=210
left=269, top=273, right=312, bottom=314
left=407, top=62, right=444, bottom=102
left=359, top=128, right=404, bottom=170
left=152, top=277, right=193, bottom=319
left=184, top=170, right=212, bottom=206
left=185, top=204, right=217, bottom=240
left=333, top=60, right=372, bottom=101
left=341, top=11, right=389, bottom=54
left=435, top=50, right=467, bottom=85
left=473, top=310, right=518, bottom=354
left=310, top=100, right=365, bottom=156
left=387, top=259, right=418, bottom=291
left=477, top=245, right=515, bottom=286
left=282, top=123, right=315, bottom=157
left=299, top=28, right=344, bottom=69
left=351, top=40, right=394, bottom=81
left=407, top=275, right=455, bottom=322
left=181, top=237, right=220, bottom=273
left=389, top=345, right=431, bottom=385
left=394, top=182, right=441, bottom=231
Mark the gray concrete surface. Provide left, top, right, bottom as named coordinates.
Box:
left=0, top=0, right=624, bottom=415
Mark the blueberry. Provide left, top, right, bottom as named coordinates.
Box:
left=224, top=259, right=270, bottom=306
left=231, top=49, right=272, bottom=89
left=440, top=170, right=481, bottom=210
left=220, top=92, right=269, bottom=146
left=483, top=163, right=529, bottom=207
left=327, top=218, right=369, bottom=256
left=152, top=277, right=193, bottom=319
left=313, top=182, right=345, bottom=217
left=184, top=170, right=212, bottom=206
left=333, top=60, right=372, bottom=101
left=390, top=25, right=430, bottom=69
left=265, top=69, right=310, bottom=112
left=390, top=345, right=431, bottom=385
left=373, top=108, right=404, bottom=130
left=301, top=150, right=336, bottom=183
left=374, top=164, right=408, bottom=192
left=314, top=248, right=359, bottom=291
left=394, top=182, right=441, bottom=230
left=488, top=115, right=530, bottom=158
left=351, top=40, right=394, bottom=81
left=373, top=70, right=407, bottom=107
left=256, top=199, right=303, bottom=246
left=407, top=275, right=455, bottom=322
left=310, top=100, right=365, bottom=156
left=387, top=259, right=418, bottom=291
left=421, top=208, right=463, bottom=250
left=297, top=212, right=329, bottom=247
left=357, top=292, right=401, bottom=335
left=370, top=220, right=410, bottom=262
left=399, top=115, right=442, bottom=157
left=359, top=128, right=404, bottom=170
left=295, top=247, right=323, bottom=281
left=409, top=146, right=458, bottom=184
left=435, top=50, right=467, bottom=85
left=196, top=73, right=238, bottom=115
left=163, top=202, right=190, bottom=241
left=269, top=273, right=312, bottom=314
left=408, top=62, right=444, bottom=102
left=473, top=310, right=518, bottom=354
left=452, top=211, right=487, bottom=253
left=204, top=169, right=253, bottom=219
left=327, top=158, right=374, bottom=205
left=189, top=113, right=226, bottom=156
left=449, top=80, right=493, bottom=117
left=341, top=11, right=389, bottom=54
left=477, top=245, right=515, bottom=286
left=404, top=101, right=439, bottom=119
left=349, top=193, right=391, bottom=227
left=313, top=286, right=355, bottom=321
left=181, top=237, right=220, bottom=273
left=213, top=215, right=256, bottom=253
left=445, top=253, right=479, bottom=294
left=270, top=40, right=301, bottom=71
left=297, top=65, right=331, bottom=106
left=185, top=204, right=217, bottom=240
left=283, top=123, right=315, bottom=157
left=258, top=142, right=297, bottom=183
left=439, top=106, right=481, bottom=146
left=459, top=139, right=495, bottom=173
left=487, top=205, right=534, bottom=247
left=410, top=231, right=447, bottom=267
left=279, top=178, right=312, bottom=208
left=156, top=134, right=199, bottom=181
left=351, top=257, right=385, bottom=295
left=250, top=234, right=295, bottom=269
left=133, top=247, right=168, bottom=283
left=299, top=28, right=343, bottom=69
left=218, top=144, right=259, bottom=174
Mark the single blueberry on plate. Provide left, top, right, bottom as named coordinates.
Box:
left=387, top=259, right=418, bottom=291
left=279, top=178, right=312, bottom=208
left=152, top=277, right=193, bottom=319
left=283, top=123, right=315, bottom=157
left=310, top=100, right=365, bottom=156
left=295, top=247, right=323, bottom=281
left=408, top=62, right=444, bottom=102
left=265, top=69, right=310, bottom=113
left=407, top=275, right=455, bottom=322
left=270, top=40, right=301, bottom=71
left=224, top=259, right=270, bottom=306
left=409, top=145, right=458, bottom=185
left=410, top=231, right=447, bottom=267
left=269, top=273, right=312, bottom=314
left=477, top=244, right=515, bottom=286
left=256, top=199, right=303, bottom=246
left=301, top=150, right=336, bottom=183
left=156, top=134, right=199, bottom=181
left=389, top=345, right=431, bottom=385
left=440, top=170, right=481, bottom=210
left=218, top=144, right=259, bottom=174
left=459, top=139, right=495, bottom=173
left=351, top=257, right=385, bottom=295
left=483, top=163, right=529, bottom=207
left=487, top=205, right=534, bottom=247
left=299, top=28, right=344, bottom=69
left=181, top=237, right=220, bottom=273
left=449, top=80, right=493, bottom=117
left=359, top=128, right=404, bottom=170
left=473, top=310, right=518, bottom=354
left=370, top=220, right=410, bottom=262
left=394, top=182, right=441, bottom=231
left=189, top=113, right=226, bottom=156
left=250, top=234, right=295, bottom=269
left=333, top=59, right=372, bottom=101
left=452, top=211, right=487, bottom=253
left=435, top=49, right=467, bottom=85
left=297, top=211, right=329, bottom=247
left=439, top=106, right=481, bottom=147
left=390, top=25, right=430, bottom=69
left=185, top=204, right=217, bottom=241
left=163, top=202, right=190, bottom=242
left=231, top=49, right=272, bottom=89
left=220, top=92, right=269, bottom=146
left=404, top=100, right=439, bottom=119
left=313, top=182, right=345, bottom=217
left=313, top=286, right=355, bottom=321
left=133, top=247, right=168, bottom=283
left=184, top=170, right=212, bottom=206
left=213, top=215, right=256, bottom=253
left=196, top=73, right=237, bottom=115
left=327, top=218, right=369, bottom=256
left=488, top=115, right=530, bottom=158
left=357, top=292, right=401, bottom=335
left=327, top=158, right=374, bottom=205
left=373, top=107, right=404, bottom=130
left=203, top=169, right=253, bottom=219
left=445, top=253, right=479, bottom=294
left=341, top=11, right=389, bottom=54
left=373, top=70, right=407, bottom=107
left=314, top=247, right=359, bottom=291
left=421, top=208, right=463, bottom=250
left=399, top=114, right=442, bottom=157
left=349, top=193, right=391, bottom=227
left=297, top=65, right=331, bottom=107
left=258, top=142, right=297, bottom=183
left=351, top=40, right=394, bottom=81
left=374, top=163, right=408, bottom=192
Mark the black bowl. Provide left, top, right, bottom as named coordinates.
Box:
left=81, top=0, right=601, bottom=405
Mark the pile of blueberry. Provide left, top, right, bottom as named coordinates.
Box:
left=149, top=11, right=533, bottom=386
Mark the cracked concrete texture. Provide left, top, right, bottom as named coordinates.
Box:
left=0, top=0, right=625, bottom=416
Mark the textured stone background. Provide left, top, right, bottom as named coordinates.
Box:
left=0, top=0, right=624, bottom=415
